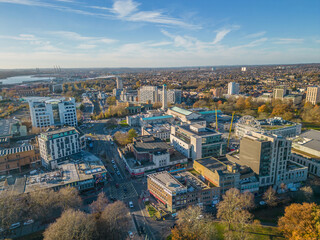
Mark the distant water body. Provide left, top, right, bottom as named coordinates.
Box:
left=0, top=75, right=52, bottom=84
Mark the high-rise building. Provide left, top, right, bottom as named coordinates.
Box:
left=28, top=97, right=77, bottom=128
left=139, top=85, right=182, bottom=104
left=38, top=127, right=85, bottom=169
left=227, top=82, right=240, bottom=95
left=241, top=67, right=247, bottom=72
left=306, top=86, right=320, bottom=105
left=116, top=76, right=123, bottom=89
left=162, top=84, right=167, bottom=110
left=273, top=86, right=289, bottom=100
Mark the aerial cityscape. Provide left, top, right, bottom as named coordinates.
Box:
left=0, top=0, right=320, bottom=240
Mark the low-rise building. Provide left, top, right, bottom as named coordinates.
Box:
left=170, top=123, right=226, bottom=160
left=119, top=136, right=187, bottom=176
left=38, top=127, right=85, bottom=169
left=147, top=171, right=219, bottom=212
left=141, top=123, right=171, bottom=141
left=290, top=129, right=320, bottom=177
left=0, top=145, right=41, bottom=174
left=167, top=107, right=201, bottom=123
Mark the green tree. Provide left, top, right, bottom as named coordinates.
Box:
left=128, top=128, right=138, bottom=142
left=106, top=96, right=116, bottom=106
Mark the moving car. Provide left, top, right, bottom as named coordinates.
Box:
left=23, top=219, right=34, bottom=225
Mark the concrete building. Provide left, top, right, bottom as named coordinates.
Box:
left=0, top=119, right=27, bottom=138
left=227, top=82, right=240, bottom=95
left=119, top=88, right=138, bottom=103
left=28, top=97, right=77, bottom=128
left=235, top=116, right=301, bottom=138
left=273, top=86, right=289, bottom=100
left=139, top=86, right=159, bottom=103
left=290, top=129, right=320, bottom=177
left=142, top=123, right=171, bottom=141
left=210, top=88, right=223, bottom=98
left=38, top=127, right=85, bottom=169
left=227, top=132, right=307, bottom=188
left=167, top=107, right=202, bottom=123
left=306, top=86, right=320, bottom=105
left=0, top=145, right=41, bottom=175
left=162, top=84, right=167, bottom=110
left=147, top=171, right=219, bottom=212
left=116, top=76, right=123, bottom=89
left=170, top=123, right=226, bottom=160
left=119, top=136, right=188, bottom=176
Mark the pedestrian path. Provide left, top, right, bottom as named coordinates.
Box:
left=109, top=182, right=138, bottom=200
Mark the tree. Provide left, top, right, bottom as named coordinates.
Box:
left=236, top=97, right=246, bottom=110
left=113, top=131, right=129, bottom=146
left=279, top=203, right=320, bottom=240
left=263, top=187, right=278, bottom=207
left=106, top=96, right=116, bottom=106
left=58, top=187, right=82, bottom=210
left=258, top=104, right=268, bottom=113
left=98, top=201, right=130, bottom=240
left=217, top=188, right=254, bottom=231
left=152, top=101, right=162, bottom=109
left=90, top=192, right=109, bottom=214
left=300, top=186, right=314, bottom=202
left=43, top=209, right=97, bottom=240
left=128, top=128, right=138, bottom=142
left=171, top=206, right=216, bottom=240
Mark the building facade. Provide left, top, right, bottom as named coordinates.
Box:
left=0, top=145, right=41, bottom=174
left=306, top=86, right=320, bottom=105
left=227, top=82, right=240, bottom=95
left=170, top=124, right=226, bottom=160
left=38, top=127, right=85, bottom=169
left=29, top=97, right=77, bottom=128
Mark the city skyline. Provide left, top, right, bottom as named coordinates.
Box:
left=0, top=0, right=319, bottom=68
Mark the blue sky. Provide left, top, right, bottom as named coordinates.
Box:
left=0, top=0, right=319, bottom=68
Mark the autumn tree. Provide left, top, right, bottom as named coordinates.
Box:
left=97, top=201, right=130, bottom=240
left=90, top=192, right=109, bottom=215
left=217, top=188, right=254, bottom=232
left=279, top=202, right=320, bottom=240
left=58, top=186, right=82, bottom=210
left=152, top=101, right=162, bottom=109
left=43, top=209, right=97, bottom=240
left=263, top=187, right=278, bottom=207
left=236, top=97, right=246, bottom=110
left=171, top=206, right=216, bottom=240
left=106, top=96, right=116, bottom=106
left=128, top=128, right=138, bottom=142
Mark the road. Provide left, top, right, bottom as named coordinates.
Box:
left=82, top=122, right=175, bottom=240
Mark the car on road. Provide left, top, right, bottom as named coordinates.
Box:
left=10, top=222, right=20, bottom=230
left=23, top=219, right=34, bottom=225
left=259, top=201, right=266, bottom=206
left=111, top=159, right=115, bottom=164
left=113, top=164, right=117, bottom=169
left=116, top=171, right=120, bottom=176
left=129, top=201, right=134, bottom=208
left=128, top=231, right=134, bottom=239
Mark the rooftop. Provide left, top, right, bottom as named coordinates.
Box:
left=0, top=119, right=20, bottom=137
left=142, top=115, right=173, bottom=121
left=133, top=136, right=171, bottom=153
left=174, top=171, right=210, bottom=191
left=40, top=127, right=83, bottom=139
left=0, top=145, right=34, bottom=156
left=148, top=171, right=186, bottom=193
left=198, top=110, right=222, bottom=115
left=194, top=157, right=238, bottom=176
left=179, top=124, right=219, bottom=136
left=170, top=106, right=193, bottom=116
left=291, top=129, right=320, bottom=153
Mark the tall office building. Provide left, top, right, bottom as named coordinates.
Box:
left=227, top=82, right=240, bottom=95
left=139, top=86, right=159, bottom=103
left=162, top=84, right=167, bottom=110
left=306, top=86, right=320, bottom=105
left=273, top=86, right=289, bottom=100
left=29, top=97, right=77, bottom=128
left=116, top=76, right=123, bottom=89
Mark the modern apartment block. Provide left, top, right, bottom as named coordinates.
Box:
left=273, top=86, right=289, bottom=99
left=290, top=129, right=320, bottom=177
left=0, top=145, right=41, bottom=174
left=138, top=85, right=182, bottom=104
left=147, top=171, right=219, bottom=212
left=38, top=127, right=85, bottom=169
left=227, top=132, right=307, bottom=188
left=28, top=97, right=77, bottom=128
left=306, top=86, right=320, bottom=105
left=170, top=123, right=226, bottom=160
left=227, top=82, right=240, bottom=95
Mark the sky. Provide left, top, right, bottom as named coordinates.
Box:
left=0, top=0, right=319, bottom=68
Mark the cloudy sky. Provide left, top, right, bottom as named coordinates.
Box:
left=0, top=0, right=319, bottom=68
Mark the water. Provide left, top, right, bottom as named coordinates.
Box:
left=0, top=75, right=52, bottom=84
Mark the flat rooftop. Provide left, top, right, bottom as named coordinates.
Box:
left=194, top=157, right=237, bottom=176
left=179, top=124, right=219, bottom=136
left=0, top=145, right=34, bottom=156
left=148, top=171, right=186, bottom=192
left=174, top=171, right=210, bottom=191
left=142, top=115, right=173, bottom=121
left=40, top=127, right=83, bottom=138
left=0, top=119, right=19, bottom=137
left=292, top=129, right=320, bottom=152
left=133, top=136, right=171, bottom=152
left=170, top=107, right=193, bottom=116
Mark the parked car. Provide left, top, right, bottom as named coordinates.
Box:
left=128, top=231, right=134, bottom=239
left=111, top=159, right=115, bottom=164
left=116, top=171, right=120, bottom=176
left=259, top=201, right=266, bottom=206
left=10, top=222, right=20, bottom=230
left=23, top=219, right=34, bottom=225
left=129, top=201, right=134, bottom=208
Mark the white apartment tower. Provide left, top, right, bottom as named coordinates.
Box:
left=162, top=84, right=168, bottom=110
left=306, top=86, right=320, bottom=105
left=227, top=82, right=240, bottom=95
left=38, top=127, right=85, bottom=169
left=29, top=97, right=77, bottom=128
left=116, top=76, right=123, bottom=89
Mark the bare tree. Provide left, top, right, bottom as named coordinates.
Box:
left=217, top=188, right=254, bottom=231
left=98, top=201, right=130, bottom=240
left=263, top=187, right=278, bottom=207
left=301, top=186, right=313, bottom=202
left=43, top=209, right=97, bottom=240
left=172, top=206, right=216, bottom=240
left=90, top=192, right=109, bottom=214
left=58, top=187, right=82, bottom=210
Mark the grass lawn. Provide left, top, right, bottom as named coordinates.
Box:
left=146, top=204, right=157, bottom=218
left=119, top=120, right=129, bottom=127
left=252, top=205, right=286, bottom=224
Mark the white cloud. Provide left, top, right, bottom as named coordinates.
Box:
left=77, top=44, right=97, bottom=49
left=244, top=31, right=266, bottom=39
left=112, top=0, right=139, bottom=17
left=47, top=31, right=116, bottom=44
left=273, top=38, right=304, bottom=44
left=212, top=29, right=231, bottom=44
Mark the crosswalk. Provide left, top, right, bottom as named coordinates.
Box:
left=109, top=182, right=138, bottom=200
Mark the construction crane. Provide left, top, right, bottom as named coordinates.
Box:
left=227, top=112, right=235, bottom=150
